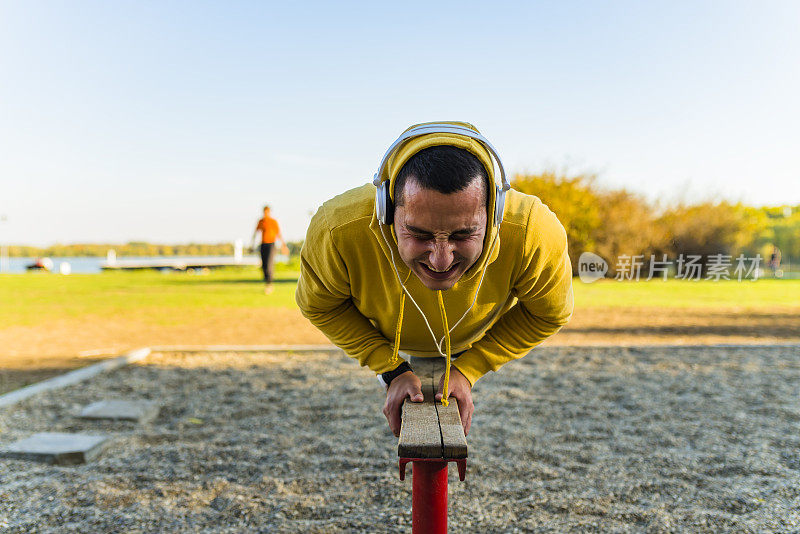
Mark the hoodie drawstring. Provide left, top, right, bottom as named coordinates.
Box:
left=389, top=287, right=452, bottom=407
left=389, top=292, right=406, bottom=367
left=436, top=290, right=451, bottom=407
left=389, top=271, right=413, bottom=367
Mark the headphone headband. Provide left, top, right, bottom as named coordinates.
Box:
left=373, top=123, right=510, bottom=228
left=372, top=123, right=511, bottom=193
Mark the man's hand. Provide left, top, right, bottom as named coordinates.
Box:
left=435, top=367, right=474, bottom=436
left=383, top=371, right=423, bottom=437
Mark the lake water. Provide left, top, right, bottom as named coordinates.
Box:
left=2, top=256, right=279, bottom=274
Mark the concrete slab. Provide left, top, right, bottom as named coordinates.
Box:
left=78, top=399, right=160, bottom=423
left=0, top=348, right=151, bottom=409
left=0, top=432, right=110, bottom=465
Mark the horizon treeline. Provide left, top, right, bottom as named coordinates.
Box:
left=6, top=241, right=305, bottom=258
left=513, top=171, right=799, bottom=275
left=8, top=174, right=798, bottom=274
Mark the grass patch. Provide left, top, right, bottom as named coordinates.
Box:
left=1, top=269, right=798, bottom=329
left=574, top=278, right=800, bottom=309
left=0, top=267, right=297, bottom=327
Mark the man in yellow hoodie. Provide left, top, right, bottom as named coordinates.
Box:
left=296, top=122, right=573, bottom=438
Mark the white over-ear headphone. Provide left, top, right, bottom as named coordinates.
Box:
left=373, top=123, right=511, bottom=228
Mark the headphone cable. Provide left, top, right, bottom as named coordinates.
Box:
left=378, top=222, right=499, bottom=358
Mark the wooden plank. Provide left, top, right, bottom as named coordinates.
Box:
left=398, top=400, right=442, bottom=458
left=431, top=360, right=445, bottom=399
left=436, top=399, right=468, bottom=459
left=429, top=358, right=468, bottom=457
left=411, top=358, right=438, bottom=398
left=101, top=257, right=261, bottom=270
left=398, top=356, right=469, bottom=459
left=411, top=355, right=455, bottom=402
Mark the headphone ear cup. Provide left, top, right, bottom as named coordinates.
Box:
left=375, top=181, right=394, bottom=225
left=384, top=181, right=395, bottom=225
left=494, top=185, right=506, bottom=228
left=374, top=182, right=385, bottom=224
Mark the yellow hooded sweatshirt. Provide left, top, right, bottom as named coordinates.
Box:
left=295, top=125, right=573, bottom=385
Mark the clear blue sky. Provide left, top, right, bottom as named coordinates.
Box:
left=1, top=1, right=798, bottom=245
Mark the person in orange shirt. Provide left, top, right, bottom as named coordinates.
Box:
left=252, top=205, right=289, bottom=294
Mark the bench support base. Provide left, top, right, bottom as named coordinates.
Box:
left=399, top=458, right=467, bottom=534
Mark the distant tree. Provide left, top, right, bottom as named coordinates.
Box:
left=656, top=202, right=754, bottom=272
left=594, top=189, right=661, bottom=275
left=512, top=171, right=603, bottom=274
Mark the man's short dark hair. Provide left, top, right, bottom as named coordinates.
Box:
left=394, top=145, right=489, bottom=207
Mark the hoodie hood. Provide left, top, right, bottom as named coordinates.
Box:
left=374, top=121, right=503, bottom=284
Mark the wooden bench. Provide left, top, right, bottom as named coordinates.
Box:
left=398, top=357, right=468, bottom=460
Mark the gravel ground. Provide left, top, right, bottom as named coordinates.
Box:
left=1, top=347, right=799, bottom=533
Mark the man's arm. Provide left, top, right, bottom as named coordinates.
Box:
left=295, top=208, right=402, bottom=375
left=452, top=203, right=574, bottom=386
left=296, top=208, right=425, bottom=434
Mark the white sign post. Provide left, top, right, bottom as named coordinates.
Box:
left=0, top=215, right=8, bottom=273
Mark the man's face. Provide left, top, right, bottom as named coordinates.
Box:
left=394, top=177, right=487, bottom=290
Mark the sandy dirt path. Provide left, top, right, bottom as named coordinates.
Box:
left=1, top=347, right=798, bottom=532
left=2, top=306, right=799, bottom=395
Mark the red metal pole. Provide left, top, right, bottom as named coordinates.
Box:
left=411, top=460, right=448, bottom=534
left=399, top=458, right=465, bottom=534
